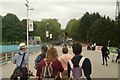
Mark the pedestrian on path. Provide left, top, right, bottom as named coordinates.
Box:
left=11, top=43, right=29, bottom=80
left=34, top=45, right=48, bottom=70
left=101, top=45, right=110, bottom=66
left=115, top=45, right=120, bottom=62
left=36, top=47, right=64, bottom=80
left=59, top=46, right=73, bottom=79
left=68, top=41, right=92, bottom=80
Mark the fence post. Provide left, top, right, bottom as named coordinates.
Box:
left=11, top=52, right=14, bottom=62
left=5, top=53, right=7, bottom=63
left=12, top=52, right=14, bottom=59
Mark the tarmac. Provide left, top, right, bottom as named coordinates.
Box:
left=1, top=45, right=119, bottom=79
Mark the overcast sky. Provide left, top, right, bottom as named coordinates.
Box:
left=0, top=0, right=118, bottom=29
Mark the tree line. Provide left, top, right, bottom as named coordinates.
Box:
left=65, top=12, right=120, bottom=47
left=1, top=13, right=61, bottom=44
left=1, top=12, right=120, bottom=47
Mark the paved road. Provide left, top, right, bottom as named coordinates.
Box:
left=1, top=46, right=119, bottom=79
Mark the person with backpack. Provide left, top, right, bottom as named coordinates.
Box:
left=34, top=45, right=48, bottom=70
left=11, top=43, right=29, bottom=80
left=101, top=45, right=110, bottom=66
left=36, top=47, right=64, bottom=80
left=68, top=41, right=92, bottom=80
left=115, top=45, right=120, bottom=62
left=59, top=46, right=73, bottom=80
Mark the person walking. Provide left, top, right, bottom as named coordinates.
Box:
left=68, top=41, right=92, bottom=80
left=11, top=43, right=29, bottom=80
left=36, top=47, right=64, bottom=80
left=59, top=46, right=73, bottom=79
left=101, top=45, right=110, bottom=66
left=115, top=45, right=120, bottom=62
left=34, top=45, right=48, bottom=69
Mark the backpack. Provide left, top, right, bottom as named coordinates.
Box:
left=69, top=57, right=85, bottom=79
left=105, top=50, right=110, bottom=55
left=41, top=61, right=55, bottom=79
left=34, top=53, right=46, bottom=69
left=118, top=49, right=120, bottom=55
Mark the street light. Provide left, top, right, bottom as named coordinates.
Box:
left=45, top=23, right=49, bottom=44
left=25, top=0, right=34, bottom=53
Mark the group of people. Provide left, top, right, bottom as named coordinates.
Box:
left=35, top=42, right=92, bottom=80
left=11, top=41, right=92, bottom=80
left=87, top=43, right=96, bottom=51
left=11, top=41, right=120, bottom=80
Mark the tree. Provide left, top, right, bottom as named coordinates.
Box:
left=20, top=19, right=27, bottom=42
left=117, top=13, right=120, bottom=46
left=33, top=19, right=61, bottom=42
left=88, top=17, right=117, bottom=46
left=65, top=12, right=119, bottom=46
left=78, top=12, right=100, bottom=42
left=65, top=19, right=80, bottom=40
left=0, top=15, right=3, bottom=44
left=65, top=12, right=101, bottom=42
left=2, top=13, right=23, bottom=44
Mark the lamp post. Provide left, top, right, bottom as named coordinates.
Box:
left=45, top=23, right=49, bottom=44
left=25, top=0, right=34, bottom=53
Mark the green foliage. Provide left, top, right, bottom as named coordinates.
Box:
left=33, top=19, right=61, bottom=42
left=78, top=12, right=101, bottom=42
left=2, top=13, right=23, bottom=44
left=117, top=13, right=120, bottom=46
left=0, top=15, right=3, bottom=44
left=1, top=12, right=119, bottom=46
left=65, top=19, right=80, bottom=40
left=65, top=12, right=101, bottom=42
left=2, top=13, right=62, bottom=44
left=65, top=12, right=118, bottom=47
left=88, top=17, right=117, bottom=46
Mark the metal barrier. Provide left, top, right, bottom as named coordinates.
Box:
left=0, top=51, right=15, bottom=65
left=0, top=45, right=41, bottom=65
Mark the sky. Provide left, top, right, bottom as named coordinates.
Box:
left=0, top=0, right=118, bottom=29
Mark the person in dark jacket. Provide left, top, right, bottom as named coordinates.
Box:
left=67, top=41, right=92, bottom=80
left=34, top=45, right=48, bottom=69
left=115, top=45, right=120, bottom=62
left=101, top=45, right=110, bottom=66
